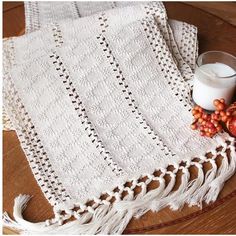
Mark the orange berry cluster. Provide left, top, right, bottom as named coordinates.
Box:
left=191, top=98, right=231, bottom=138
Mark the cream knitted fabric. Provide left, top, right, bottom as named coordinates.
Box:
left=3, top=1, right=198, bottom=131
left=23, top=1, right=198, bottom=69
left=3, top=3, right=235, bottom=235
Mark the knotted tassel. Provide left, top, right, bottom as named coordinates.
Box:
left=3, top=137, right=235, bottom=235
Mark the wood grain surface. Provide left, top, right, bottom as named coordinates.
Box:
left=186, top=2, right=236, bottom=26
left=3, top=2, right=236, bottom=234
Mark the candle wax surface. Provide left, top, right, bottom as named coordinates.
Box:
left=201, top=62, right=235, bottom=78
left=197, top=63, right=236, bottom=88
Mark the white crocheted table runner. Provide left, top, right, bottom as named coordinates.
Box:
left=3, top=2, right=235, bottom=235
left=3, top=1, right=197, bottom=131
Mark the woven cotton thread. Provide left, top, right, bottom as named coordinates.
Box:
left=2, top=3, right=236, bottom=235
left=3, top=1, right=198, bottom=131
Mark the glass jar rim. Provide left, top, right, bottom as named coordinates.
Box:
left=197, top=51, right=236, bottom=79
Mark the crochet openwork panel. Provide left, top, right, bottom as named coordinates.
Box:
left=143, top=2, right=194, bottom=81
left=24, top=1, right=162, bottom=34
left=94, top=8, right=216, bottom=157
left=3, top=3, right=235, bottom=235
left=5, top=46, right=126, bottom=204
left=3, top=39, right=70, bottom=206
left=3, top=1, right=198, bottom=131
left=4, top=2, right=229, bottom=203
left=169, top=19, right=198, bottom=72
left=23, top=0, right=197, bottom=77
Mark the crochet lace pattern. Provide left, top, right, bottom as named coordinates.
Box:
left=3, top=1, right=198, bottom=131
left=3, top=3, right=235, bottom=235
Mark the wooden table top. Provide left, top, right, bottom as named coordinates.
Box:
left=3, top=2, right=236, bottom=234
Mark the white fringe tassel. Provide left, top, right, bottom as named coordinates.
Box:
left=3, top=138, right=236, bottom=235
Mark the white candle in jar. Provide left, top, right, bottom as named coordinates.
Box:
left=192, top=62, right=236, bottom=110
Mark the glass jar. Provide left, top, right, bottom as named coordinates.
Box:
left=192, top=51, right=236, bottom=111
